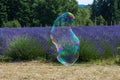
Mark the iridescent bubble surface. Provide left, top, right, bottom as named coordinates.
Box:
left=50, top=12, right=80, bottom=66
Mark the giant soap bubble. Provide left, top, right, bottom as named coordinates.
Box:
left=50, top=12, right=80, bottom=66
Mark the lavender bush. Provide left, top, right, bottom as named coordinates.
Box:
left=78, top=38, right=100, bottom=62
left=5, top=35, right=46, bottom=61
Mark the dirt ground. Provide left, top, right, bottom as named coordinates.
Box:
left=0, top=61, right=120, bottom=80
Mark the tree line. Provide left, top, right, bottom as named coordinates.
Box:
left=0, top=0, right=120, bottom=27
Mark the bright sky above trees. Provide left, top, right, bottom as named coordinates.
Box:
left=76, top=0, right=93, bottom=5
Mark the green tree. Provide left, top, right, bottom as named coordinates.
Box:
left=91, top=0, right=120, bottom=25
left=3, top=20, right=21, bottom=28
left=75, top=6, right=93, bottom=26
left=96, top=15, right=106, bottom=25
left=6, top=0, right=39, bottom=27
left=113, top=0, right=120, bottom=24
left=7, top=0, right=28, bottom=26
left=35, top=0, right=78, bottom=26
left=91, top=0, right=99, bottom=24
left=0, top=0, right=8, bottom=27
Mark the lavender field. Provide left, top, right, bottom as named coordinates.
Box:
left=0, top=25, right=120, bottom=61
left=0, top=25, right=120, bottom=80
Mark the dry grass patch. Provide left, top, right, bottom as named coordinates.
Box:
left=0, top=61, right=120, bottom=80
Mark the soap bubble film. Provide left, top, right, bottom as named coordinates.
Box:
left=50, top=12, right=80, bottom=66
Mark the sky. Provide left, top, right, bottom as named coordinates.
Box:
left=76, top=0, right=94, bottom=5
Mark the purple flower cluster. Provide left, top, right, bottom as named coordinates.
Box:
left=0, top=25, right=120, bottom=55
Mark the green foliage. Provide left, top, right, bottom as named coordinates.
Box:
left=113, top=38, right=120, bottom=64
left=78, top=38, right=117, bottom=62
left=96, top=15, right=106, bottom=25
left=85, top=19, right=94, bottom=26
left=0, top=0, right=8, bottom=26
left=75, top=7, right=93, bottom=26
left=35, top=0, right=79, bottom=26
left=115, top=47, right=120, bottom=65
left=3, top=20, right=21, bottom=28
left=1, top=0, right=120, bottom=27
left=0, top=0, right=81, bottom=27
left=114, top=10, right=120, bottom=24
left=47, top=38, right=57, bottom=62
left=91, top=0, right=120, bottom=25
left=100, top=40, right=116, bottom=59
left=0, top=0, right=39, bottom=27
left=0, top=56, right=12, bottom=62
left=78, top=38, right=100, bottom=62
left=5, top=35, right=46, bottom=61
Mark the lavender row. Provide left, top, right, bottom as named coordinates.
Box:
left=0, top=25, right=120, bottom=55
